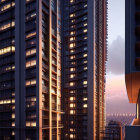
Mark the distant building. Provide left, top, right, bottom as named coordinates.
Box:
left=102, top=120, right=123, bottom=140
left=106, top=114, right=136, bottom=127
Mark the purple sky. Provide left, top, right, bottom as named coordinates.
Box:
left=106, top=0, right=135, bottom=114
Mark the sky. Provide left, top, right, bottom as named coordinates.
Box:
left=106, top=0, right=135, bottom=114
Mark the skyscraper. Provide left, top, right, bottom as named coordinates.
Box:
left=61, top=0, right=108, bottom=139
left=125, top=0, right=140, bottom=139
left=0, top=0, right=62, bottom=140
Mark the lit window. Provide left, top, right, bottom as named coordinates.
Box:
left=70, top=31, right=75, bottom=35
left=70, top=0, right=75, bottom=3
left=12, top=122, right=15, bottom=127
left=26, top=59, right=36, bottom=68
left=70, top=97, right=75, bottom=101
left=83, top=98, right=87, bottom=101
left=69, top=43, right=75, bottom=48
left=70, top=55, right=75, bottom=60
left=0, top=46, right=15, bottom=56
left=70, top=37, right=75, bottom=41
left=1, top=2, right=15, bottom=12
left=26, top=48, right=36, bottom=56
left=70, top=103, right=75, bottom=108
left=70, top=110, right=75, bottom=115
left=83, top=80, right=87, bottom=85
left=84, top=66, right=87, bottom=70
left=26, top=79, right=36, bottom=86
left=83, top=29, right=87, bottom=33
left=26, top=31, right=36, bottom=39
left=83, top=104, right=87, bottom=108
left=70, top=13, right=75, bottom=18
left=83, top=53, right=87, bottom=57
left=69, top=82, right=75, bottom=86
left=0, top=21, right=15, bottom=31
left=12, top=114, right=15, bottom=119
left=70, top=74, right=76, bottom=78
left=70, top=67, right=75, bottom=72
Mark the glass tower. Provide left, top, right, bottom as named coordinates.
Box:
left=61, top=0, right=108, bottom=139
left=0, top=0, right=62, bottom=140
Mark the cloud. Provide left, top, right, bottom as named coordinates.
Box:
left=107, top=36, right=125, bottom=75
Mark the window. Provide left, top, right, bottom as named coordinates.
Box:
left=69, top=82, right=75, bottom=86
left=26, top=48, right=36, bottom=56
left=70, top=74, right=76, bottom=78
left=83, top=104, right=87, bottom=108
left=70, top=110, right=75, bottom=115
left=0, top=21, right=15, bottom=31
left=26, top=79, right=36, bottom=86
left=0, top=2, right=15, bottom=12
left=26, top=59, right=36, bottom=68
left=70, top=67, right=75, bottom=72
left=26, top=31, right=36, bottom=39
left=0, top=46, right=15, bottom=56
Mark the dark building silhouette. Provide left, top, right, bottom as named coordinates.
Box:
left=125, top=0, right=140, bottom=139
left=0, top=0, right=62, bottom=139
left=61, top=0, right=108, bottom=139
left=102, top=120, right=123, bottom=140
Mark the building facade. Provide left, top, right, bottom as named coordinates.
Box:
left=0, top=0, right=62, bottom=140
left=125, top=0, right=140, bottom=123
left=61, top=0, right=108, bottom=139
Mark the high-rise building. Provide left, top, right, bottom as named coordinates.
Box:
left=101, top=120, right=123, bottom=140
left=61, top=0, right=108, bottom=139
left=0, top=0, right=62, bottom=140
left=125, top=0, right=140, bottom=139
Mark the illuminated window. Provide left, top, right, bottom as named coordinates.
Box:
left=12, top=114, right=15, bottom=119
left=26, top=121, right=36, bottom=127
left=69, top=43, right=75, bottom=48
left=70, top=134, right=75, bottom=139
left=12, top=122, right=15, bottom=127
left=26, top=31, right=36, bottom=39
left=70, top=97, right=75, bottom=101
left=70, top=110, right=75, bottom=115
left=26, top=48, right=36, bottom=56
left=70, top=31, right=75, bottom=35
left=26, top=59, right=36, bottom=68
left=83, top=98, right=87, bottom=101
left=70, top=103, right=75, bottom=108
left=70, top=37, right=75, bottom=41
left=69, top=82, right=75, bottom=86
left=71, top=19, right=75, bottom=23
left=70, top=49, right=75, bottom=53
left=83, top=53, right=87, bottom=57
left=84, top=66, right=87, bottom=70
left=70, top=13, right=75, bottom=18
left=83, top=60, right=87, bottom=64
left=70, top=55, right=75, bottom=60
left=83, top=104, right=88, bottom=108
left=84, top=4, right=87, bottom=7
left=1, top=2, right=15, bottom=12
left=0, top=46, right=15, bottom=56
left=70, top=74, right=76, bottom=78
left=26, top=79, right=36, bottom=86
left=70, top=90, right=76, bottom=94
left=70, top=67, right=75, bottom=72
left=0, top=21, right=15, bottom=31
left=83, top=29, right=87, bottom=33
left=70, top=0, right=75, bottom=3
left=83, top=80, right=87, bottom=85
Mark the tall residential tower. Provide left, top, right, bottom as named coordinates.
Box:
left=0, top=0, right=62, bottom=140
left=125, top=0, right=140, bottom=139
left=62, top=0, right=108, bottom=139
